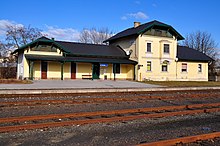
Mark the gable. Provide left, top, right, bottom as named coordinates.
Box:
left=12, top=36, right=70, bottom=55
left=143, top=28, right=174, bottom=38
left=104, top=20, right=184, bottom=43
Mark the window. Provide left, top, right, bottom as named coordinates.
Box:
left=113, top=64, right=120, bottom=74
left=198, top=64, right=202, bottom=72
left=164, top=44, right=170, bottom=54
left=162, top=64, right=168, bottom=72
left=182, top=63, right=187, bottom=72
left=147, top=61, right=151, bottom=71
left=147, top=43, right=151, bottom=52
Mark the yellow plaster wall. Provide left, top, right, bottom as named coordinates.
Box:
left=137, top=35, right=178, bottom=81
left=103, top=64, right=114, bottom=80
left=24, top=47, right=63, bottom=56
left=47, top=62, right=61, bottom=79
left=23, top=56, right=29, bottom=79
left=75, top=63, right=133, bottom=80
left=33, top=61, right=41, bottom=79
left=63, top=62, right=71, bottom=79
left=176, top=62, right=208, bottom=81
left=29, top=61, right=71, bottom=80
left=76, top=63, right=92, bottom=78
left=22, top=46, right=63, bottom=79
left=139, top=59, right=176, bottom=81
left=99, top=64, right=133, bottom=80
left=126, top=64, right=134, bottom=79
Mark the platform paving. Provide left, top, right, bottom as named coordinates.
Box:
left=0, top=80, right=160, bottom=90
left=0, top=80, right=220, bottom=95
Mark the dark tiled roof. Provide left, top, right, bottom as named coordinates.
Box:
left=25, top=54, right=137, bottom=64
left=177, top=46, right=213, bottom=62
left=55, top=41, right=127, bottom=58
left=14, top=36, right=130, bottom=59
left=104, top=20, right=184, bottom=42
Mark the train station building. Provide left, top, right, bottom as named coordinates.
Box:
left=13, top=20, right=213, bottom=81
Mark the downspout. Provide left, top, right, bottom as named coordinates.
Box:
left=133, top=64, right=136, bottom=80
left=113, top=63, right=116, bottom=81
left=29, top=60, right=34, bottom=80
left=61, top=62, right=64, bottom=80
left=175, top=58, right=178, bottom=80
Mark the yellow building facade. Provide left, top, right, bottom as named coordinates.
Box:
left=14, top=37, right=136, bottom=80
left=14, top=20, right=213, bottom=81
left=105, top=21, right=213, bottom=81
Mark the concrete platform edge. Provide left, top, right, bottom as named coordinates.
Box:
left=1, top=87, right=220, bottom=94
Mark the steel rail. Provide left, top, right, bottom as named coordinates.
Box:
left=0, top=92, right=219, bottom=107
left=137, top=132, right=220, bottom=146
left=0, top=108, right=219, bottom=133
left=0, top=102, right=219, bottom=123
left=0, top=104, right=219, bottom=133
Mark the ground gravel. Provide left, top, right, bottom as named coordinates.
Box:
left=0, top=90, right=220, bottom=145
left=0, top=112, right=220, bottom=146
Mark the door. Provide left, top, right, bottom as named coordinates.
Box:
left=71, top=62, right=76, bottom=79
left=92, top=63, right=100, bottom=79
left=41, top=61, right=47, bottom=79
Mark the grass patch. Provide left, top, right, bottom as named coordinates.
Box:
left=142, top=81, right=220, bottom=87
left=0, top=79, right=32, bottom=84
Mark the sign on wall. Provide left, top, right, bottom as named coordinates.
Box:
left=100, top=64, right=108, bottom=67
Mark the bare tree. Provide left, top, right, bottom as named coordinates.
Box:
left=79, top=29, right=91, bottom=43
left=182, top=31, right=218, bottom=59
left=5, top=25, right=43, bottom=48
left=79, top=27, right=113, bottom=44
left=182, top=31, right=219, bottom=75
left=0, top=41, right=8, bottom=57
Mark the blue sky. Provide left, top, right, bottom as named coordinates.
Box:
left=0, top=0, right=220, bottom=52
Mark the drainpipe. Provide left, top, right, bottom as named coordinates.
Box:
left=29, top=60, right=34, bottom=80
left=92, top=64, right=94, bottom=80
left=61, top=62, right=64, bottom=80
left=133, top=64, right=136, bottom=80
left=175, top=58, right=178, bottom=80
left=113, top=63, right=116, bottom=81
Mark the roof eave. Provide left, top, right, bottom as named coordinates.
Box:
left=12, top=37, right=71, bottom=54
left=177, top=58, right=212, bottom=62
left=138, top=24, right=184, bottom=41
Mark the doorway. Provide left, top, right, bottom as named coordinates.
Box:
left=71, top=62, right=76, bottom=79
left=92, top=63, right=100, bottom=79
left=41, top=61, right=47, bottom=79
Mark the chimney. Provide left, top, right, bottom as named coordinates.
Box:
left=134, top=22, right=141, bottom=28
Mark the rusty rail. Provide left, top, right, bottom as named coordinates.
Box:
left=0, top=103, right=220, bottom=133
left=0, top=102, right=219, bottom=123
left=137, top=132, right=220, bottom=146
left=0, top=108, right=219, bottom=133
left=0, top=92, right=219, bottom=107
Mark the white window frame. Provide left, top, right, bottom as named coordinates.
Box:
left=198, top=64, right=202, bottom=73
left=164, top=44, right=170, bottom=54
left=181, top=63, right=187, bottom=72
left=147, top=61, right=152, bottom=71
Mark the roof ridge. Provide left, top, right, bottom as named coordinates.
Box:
left=55, top=40, right=109, bottom=47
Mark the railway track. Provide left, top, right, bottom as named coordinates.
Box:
left=0, top=92, right=219, bottom=107
left=0, top=102, right=220, bottom=133
left=137, top=132, right=220, bottom=146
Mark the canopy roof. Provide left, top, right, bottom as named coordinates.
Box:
left=14, top=36, right=137, bottom=64
left=25, top=54, right=137, bottom=64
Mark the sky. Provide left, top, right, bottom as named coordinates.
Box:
left=0, top=0, right=220, bottom=54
